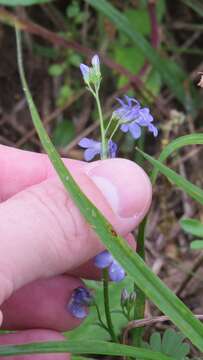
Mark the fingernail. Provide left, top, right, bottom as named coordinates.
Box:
left=86, top=159, right=151, bottom=219
left=67, top=287, right=92, bottom=319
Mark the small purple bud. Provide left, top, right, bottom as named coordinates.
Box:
left=91, top=54, right=100, bottom=74
left=121, top=288, right=129, bottom=307
left=80, top=64, right=90, bottom=82
left=94, top=250, right=113, bottom=269
left=109, top=260, right=125, bottom=282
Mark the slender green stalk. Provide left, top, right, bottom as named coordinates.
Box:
left=103, top=268, right=118, bottom=343
left=104, top=115, right=114, bottom=136
left=108, top=122, right=120, bottom=141
left=94, top=88, right=107, bottom=159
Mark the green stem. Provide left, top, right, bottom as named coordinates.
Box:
left=108, top=122, right=120, bottom=141
left=104, top=115, right=114, bottom=136
left=94, top=88, right=107, bottom=159
left=103, top=268, right=118, bottom=343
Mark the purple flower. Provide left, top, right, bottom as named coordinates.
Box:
left=78, top=138, right=117, bottom=161
left=80, top=54, right=101, bottom=85
left=94, top=250, right=125, bottom=282
left=67, top=287, right=92, bottom=319
left=114, top=96, right=158, bottom=139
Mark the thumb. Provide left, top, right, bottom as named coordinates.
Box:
left=0, top=158, right=151, bottom=311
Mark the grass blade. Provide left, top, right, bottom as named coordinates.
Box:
left=151, top=134, right=203, bottom=183
left=138, top=148, right=203, bottom=206
left=15, top=28, right=203, bottom=352
left=0, top=340, right=173, bottom=359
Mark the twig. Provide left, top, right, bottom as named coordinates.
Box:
left=175, top=252, right=203, bottom=297
left=122, top=314, right=203, bottom=344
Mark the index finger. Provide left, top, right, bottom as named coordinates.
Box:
left=0, top=145, right=84, bottom=201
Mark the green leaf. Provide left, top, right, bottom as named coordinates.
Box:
left=180, top=218, right=203, bottom=238
left=138, top=149, right=203, bottom=206
left=147, top=329, right=190, bottom=360
left=16, top=28, right=203, bottom=353
left=181, top=0, right=203, bottom=17
left=0, top=340, right=174, bottom=359
left=151, top=134, right=203, bottom=183
left=191, top=240, right=203, bottom=250
left=85, top=0, right=198, bottom=109
left=0, top=0, right=53, bottom=5
left=52, top=119, right=75, bottom=148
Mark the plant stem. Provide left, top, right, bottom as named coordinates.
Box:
left=103, top=268, right=118, bottom=343
left=94, top=88, right=107, bottom=159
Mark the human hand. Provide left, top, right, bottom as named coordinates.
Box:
left=0, top=145, right=151, bottom=359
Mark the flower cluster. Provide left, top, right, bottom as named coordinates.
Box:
left=114, top=95, right=158, bottom=139
left=68, top=287, right=93, bottom=319
left=94, top=250, right=125, bottom=282
left=78, top=138, right=117, bottom=161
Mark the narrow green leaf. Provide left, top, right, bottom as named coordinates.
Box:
left=181, top=0, right=203, bottom=17
left=180, top=218, right=203, bottom=238
left=0, top=339, right=175, bottom=359
left=15, top=28, right=203, bottom=352
left=138, top=149, right=203, bottom=206
left=85, top=0, right=198, bottom=108
left=151, top=134, right=203, bottom=183
left=191, top=240, right=203, bottom=250
left=0, top=0, right=53, bottom=5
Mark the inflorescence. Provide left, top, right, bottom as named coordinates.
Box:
left=69, top=54, right=158, bottom=318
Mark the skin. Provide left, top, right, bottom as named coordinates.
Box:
left=0, top=145, right=152, bottom=359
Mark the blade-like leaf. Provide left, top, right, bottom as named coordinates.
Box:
left=180, top=218, right=203, bottom=238
left=181, top=0, right=203, bottom=17
left=191, top=240, right=203, bottom=250
left=0, top=0, right=53, bottom=5
left=15, top=28, right=203, bottom=352
left=85, top=0, right=198, bottom=109
left=0, top=340, right=173, bottom=359
left=151, top=134, right=203, bottom=183
left=138, top=149, right=203, bottom=206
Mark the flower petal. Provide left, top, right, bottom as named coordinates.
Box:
left=78, top=137, right=95, bottom=148
left=120, top=124, right=129, bottom=133
left=80, top=64, right=90, bottom=81
left=109, top=261, right=125, bottom=282
left=108, top=140, right=117, bottom=158
left=84, top=148, right=100, bottom=161
left=68, top=301, right=87, bottom=319
left=91, top=54, right=100, bottom=73
left=129, top=122, right=141, bottom=139
left=148, top=123, right=158, bottom=137
left=94, top=250, right=113, bottom=269
left=72, top=287, right=92, bottom=305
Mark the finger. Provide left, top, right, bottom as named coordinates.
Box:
left=1, top=234, right=135, bottom=331
left=0, top=329, right=69, bottom=359
left=1, top=276, right=86, bottom=332
left=0, top=145, right=84, bottom=201
left=0, top=158, right=151, bottom=308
